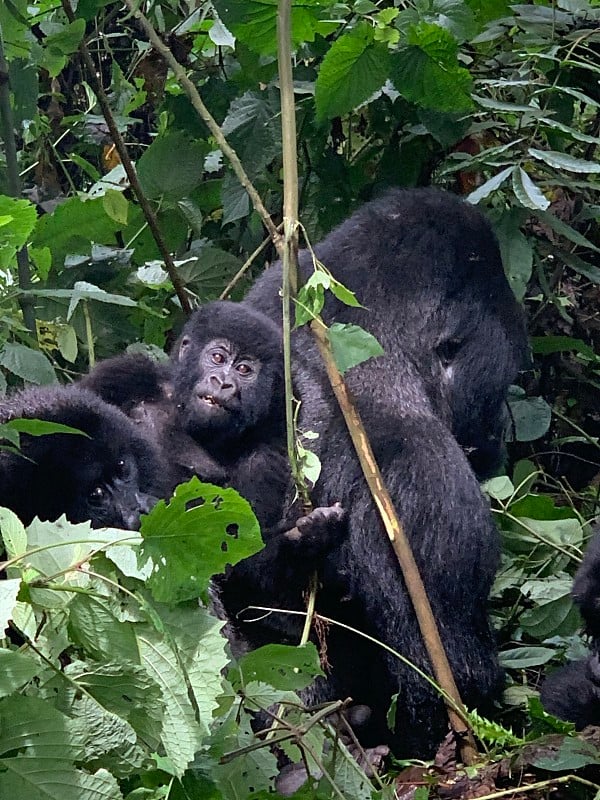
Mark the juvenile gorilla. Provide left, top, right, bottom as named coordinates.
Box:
left=82, top=302, right=348, bottom=647
left=246, top=187, right=527, bottom=478
left=81, top=352, right=229, bottom=491
left=541, top=531, right=600, bottom=728
left=0, top=385, right=162, bottom=529
left=239, top=188, right=526, bottom=756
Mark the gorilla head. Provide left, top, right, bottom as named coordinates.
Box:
left=0, top=386, right=161, bottom=529
left=172, top=301, right=284, bottom=449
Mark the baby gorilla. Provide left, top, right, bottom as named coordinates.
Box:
left=0, top=385, right=162, bottom=529
left=541, top=531, right=600, bottom=728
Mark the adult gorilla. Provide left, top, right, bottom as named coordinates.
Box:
left=246, top=187, right=527, bottom=478
left=239, top=188, right=526, bottom=756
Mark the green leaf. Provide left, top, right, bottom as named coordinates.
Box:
left=137, top=605, right=228, bottom=776
left=0, top=343, right=57, bottom=385
left=466, top=165, right=513, bottom=204
left=0, top=507, right=27, bottom=560
left=390, top=23, right=473, bottom=113
left=102, top=189, right=129, bottom=225
left=512, top=168, right=550, bottom=211
left=520, top=595, right=579, bottom=639
left=531, top=736, right=600, bottom=772
left=39, top=19, right=86, bottom=78
left=67, top=281, right=138, bottom=320
left=315, top=23, right=390, bottom=121
left=533, top=209, right=600, bottom=254
left=139, top=477, right=263, bottom=603
left=213, top=0, right=334, bottom=55
left=69, top=594, right=140, bottom=663
left=0, top=695, right=79, bottom=760
left=3, top=418, right=87, bottom=437
left=136, top=132, right=207, bottom=201
left=528, top=148, right=600, bottom=174
left=0, top=196, right=37, bottom=270
left=0, top=650, right=41, bottom=697
left=0, top=760, right=122, bottom=799
left=236, top=643, right=324, bottom=691
left=507, top=394, right=552, bottom=442
left=530, top=335, right=596, bottom=358
left=32, top=196, right=125, bottom=268
left=328, top=322, right=384, bottom=374
left=0, top=580, right=20, bottom=635
left=499, top=646, right=555, bottom=669
left=492, top=208, right=533, bottom=302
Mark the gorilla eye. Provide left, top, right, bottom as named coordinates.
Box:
left=88, top=486, right=106, bottom=505
left=237, top=363, right=252, bottom=376
left=211, top=352, right=225, bottom=365
left=115, top=459, right=130, bottom=479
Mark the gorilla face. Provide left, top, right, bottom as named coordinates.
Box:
left=0, top=386, right=161, bottom=530
left=171, top=302, right=284, bottom=452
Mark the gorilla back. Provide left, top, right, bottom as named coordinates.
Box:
left=0, top=386, right=162, bottom=529
left=246, top=187, right=526, bottom=478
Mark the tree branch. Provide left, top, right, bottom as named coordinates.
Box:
left=60, top=0, right=192, bottom=315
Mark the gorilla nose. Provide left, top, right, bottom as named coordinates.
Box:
left=136, top=492, right=158, bottom=515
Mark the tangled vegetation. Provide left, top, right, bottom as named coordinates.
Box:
left=0, top=0, right=599, bottom=797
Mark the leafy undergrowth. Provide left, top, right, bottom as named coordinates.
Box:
left=2, top=464, right=600, bottom=799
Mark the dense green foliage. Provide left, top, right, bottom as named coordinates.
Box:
left=0, top=0, right=599, bottom=796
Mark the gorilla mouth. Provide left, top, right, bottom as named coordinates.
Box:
left=199, top=394, right=227, bottom=410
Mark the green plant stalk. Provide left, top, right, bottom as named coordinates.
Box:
left=0, top=31, right=36, bottom=339
left=277, top=1, right=309, bottom=500
left=82, top=300, right=95, bottom=368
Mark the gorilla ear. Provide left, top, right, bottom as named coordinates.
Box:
left=178, top=336, right=191, bottom=361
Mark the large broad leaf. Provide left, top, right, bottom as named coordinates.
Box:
left=136, top=132, right=207, bottom=201
left=492, top=208, right=532, bottom=302
left=222, top=91, right=282, bottom=174
left=512, top=168, right=550, bottom=211
left=529, top=148, right=600, bottom=174
left=212, top=0, right=336, bottom=55
left=235, top=643, right=324, bottom=691
left=390, top=22, right=473, bottom=113
left=328, top=323, right=384, bottom=374
left=0, top=342, right=57, bottom=385
left=32, top=196, right=125, bottom=268
left=139, top=477, right=263, bottom=603
left=136, top=605, right=228, bottom=776
left=0, top=196, right=37, bottom=270
left=315, top=23, right=390, bottom=121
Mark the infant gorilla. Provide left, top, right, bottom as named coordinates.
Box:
left=541, top=531, right=600, bottom=728
left=0, top=385, right=162, bottom=529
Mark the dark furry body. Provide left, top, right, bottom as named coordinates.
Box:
left=541, top=532, right=600, bottom=728
left=240, top=188, right=524, bottom=756
left=0, top=385, right=162, bottom=529
left=246, top=187, right=526, bottom=479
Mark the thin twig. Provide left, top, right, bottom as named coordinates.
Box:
left=219, top=227, right=281, bottom=300
left=60, top=0, right=192, bottom=315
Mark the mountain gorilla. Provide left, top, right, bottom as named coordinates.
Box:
left=246, top=187, right=527, bottom=479
left=0, top=386, right=162, bottom=529
left=239, top=188, right=527, bottom=756
left=80, top=352, right=229, bottom=491
left=541, top=530, right=600, bottom=728
left=82, top=302, right=349, bottom=647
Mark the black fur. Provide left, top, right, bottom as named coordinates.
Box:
left=541, top=530, right=600, bottom=728
left=238, top=188, right=519, bottom=756
left=80, top=353, right=229, bottom=489
left=246, top=187, right=527, bottom=478
left=0, top=385, right=162, bottom=529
